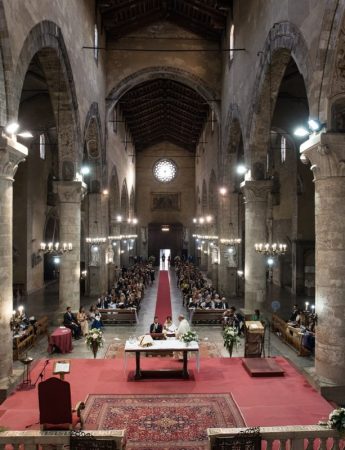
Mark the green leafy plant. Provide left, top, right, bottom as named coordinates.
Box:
left=328, top=408, right=345, bottom=432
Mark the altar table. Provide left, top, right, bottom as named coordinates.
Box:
left=48, top=327, right=73, bottom=354
left=124, top=338, right=199, bottom=380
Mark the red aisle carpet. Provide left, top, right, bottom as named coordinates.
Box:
left=154, top=270, right=172, bottom=324
left=0, top=356, right=333, bottom=432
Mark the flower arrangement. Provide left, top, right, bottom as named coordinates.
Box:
left=181, top=330, right=199, bottom=344
left=223, top=326, right=240, bottom=357
left=85, top=328, right=104, bottom=358
left=326, top=408, right=345, bottom=432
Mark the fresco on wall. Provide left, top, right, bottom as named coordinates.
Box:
left=151, top=192, right=180, bottom=210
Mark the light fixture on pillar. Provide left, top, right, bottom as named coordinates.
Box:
left=219, top=186, right=228, bottom=196
left=81, top=270, right=88, bottom=279
left=254, top=242, right=287, bottom=256
left=161, top=225, right=170, bottom=232
left=236, top=164, right=247, bottom=175
left=294, top=119, right=325, bottom=138
left=39, top=216, right=73, bottom=255
left=4, top=122, right=33, bottom=139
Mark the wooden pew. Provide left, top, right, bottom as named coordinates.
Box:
left=99, top=308, right=138, bottom=325
left=35, top=316, right=49, bottom=338
left=13, top=326, right=35, bottom=361
left=189, top=309, right=226, bottom=325
left=271, top=313, right=310, bottom=356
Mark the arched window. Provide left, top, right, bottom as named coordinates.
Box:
left=280, top=136, right=286, bottom=163
left=229, top=24, right=235, bottom=62
left=39, top=133, right=45, bottom=160
left=94, top=24, right=99, bottom=62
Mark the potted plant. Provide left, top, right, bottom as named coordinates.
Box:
left=148, top=255, right=156, bottom=265
left=85, top=328, right=104, bottom=358
left=223, top=326, right=240, bottom=357
left=181, top=330, right=199, bottom=346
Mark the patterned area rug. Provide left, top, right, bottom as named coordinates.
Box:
left=104, top=341, right=222, bottom=359
left=83, top=393, right=245, bottom=450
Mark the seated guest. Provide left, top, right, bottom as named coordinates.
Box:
left=252, top=309, right=261, bottom=321
left=222, top=306, right=242, bottom=333
left=97, top=293, right=109, bottom=309
left=77, top=306, right=89, bottom=336
left=201, top=295, right=214, bottom=309
left=220, top=297, right=229, bottom=309
left=163, top=316, right=177, bottom=334
left=150, top=316, right=163, bottom=333
left=214, top=298, right=226, bottom=309
left=289, top=304, right=300, bottom=322
left=63, top=306, right=81, bottom=339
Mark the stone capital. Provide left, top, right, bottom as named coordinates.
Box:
left=240, top=179, right=272, bottom=203
left=300, top=132, right=345, bottom=181
left=0, top=133, right=28, bottom=181
left=54, top=180, right=87, bottom=204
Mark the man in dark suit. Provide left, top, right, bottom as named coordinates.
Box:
left=150, top=316, right=163, bottom=334
left=63, top=306, right=81, bottom=339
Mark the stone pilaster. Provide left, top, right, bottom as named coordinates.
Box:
left=54, top=180, right=86, bottom=314
left=301, top=132, right=345, bottom=399
left=241, top=179, right=272, bottom=311
left=0, top=133, right=27, bottom=385
left=109, top=221, right=121, bottom=285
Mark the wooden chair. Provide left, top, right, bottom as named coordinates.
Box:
left=38, top=377, right=85, bottom=430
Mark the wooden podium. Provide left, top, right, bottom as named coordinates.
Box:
left=244, top=321, right=265, bottom=357
left=53, top=360, right=71, bottom=380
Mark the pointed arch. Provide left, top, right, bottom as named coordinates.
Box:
left=120, top=179, right=129, bottom=219
left=201, top=180, right=208, bottom=215
left=14, top=21, right=81, bottom=178
left=208, top=170, right=217, bottom=216
left=109, top=166, right=120, bottom=224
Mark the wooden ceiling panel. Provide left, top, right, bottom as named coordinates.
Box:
left=119, top=78, right=209, bottom=151
left=97, top=0, right=228, bottom=40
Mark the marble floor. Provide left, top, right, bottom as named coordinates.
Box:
left=13, top=269, right=315, bottom=377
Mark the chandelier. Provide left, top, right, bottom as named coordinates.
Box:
left=254, top=243, right=287, bottom=256
left=39, top=241, right=73, bottom=254
left=86, top=237, right=107, bottom=245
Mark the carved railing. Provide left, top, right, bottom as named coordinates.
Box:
left=0, top=429, right=126, bottom=449
left=208, top=425, right=343, bottom=450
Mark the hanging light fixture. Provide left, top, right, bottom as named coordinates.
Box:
left=39, top=216, right=73, bottom=255
left=254, top=242, right=287, bottom=256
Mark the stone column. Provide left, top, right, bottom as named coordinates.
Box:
left=109, top=221, right=121, bottom=285
left=301, top=132, right=345, bottom=400
left=54, top=181, right=86, bottom=314
left=241, top=180, right=272, bottom=311
left=0, top=134, right=27, bottom=386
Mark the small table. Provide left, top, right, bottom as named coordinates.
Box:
left=125, top=339, right=199, bottom=380
left=48, top=327, right=73, bottom=354
left=19, top=356, right=34, bottom=388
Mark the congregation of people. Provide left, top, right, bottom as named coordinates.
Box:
left=62, top=263, right=155, bottom=339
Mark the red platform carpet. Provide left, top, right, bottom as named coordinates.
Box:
left=0, top=356, right=333, bottom=434
left=83, top=393, right=245, bottom=449
left=154, top=270, right=172, bottom=324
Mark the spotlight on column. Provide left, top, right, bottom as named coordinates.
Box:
left=206, top=215, right=212, bottom=223
left=193, top=218, right=197, bottom=223
left=5, top=122, right=19, bottom=134
left=236, top=164, right=247, bottom=175
left=199, top=217, right=205, bottom=224
left=132, top=218, right=138, bottom=224
left=219, top=187, right=227, bottom=196
left=308, top=119, right=322, bottom=132
left=237, top=270, right=244, bottom=277
left=81, top=165, right=90, bottom=175
left=116, top=215, right=122, bottom=222
left=53, top=256, right=61, bottom=264
left=267, top=257, right=274, bottom=266
left=17, top=131, right=33, bottom=138
left=293, top=126, right=309, bottom=137
left=102, top=189, right=109, bottom=195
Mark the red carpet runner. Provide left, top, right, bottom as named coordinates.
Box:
left=154, top=270, right=172, bottom=324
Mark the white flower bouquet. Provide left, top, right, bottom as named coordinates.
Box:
left=328, top=408, right=345, bottom=432
left=223, top=326, right=240, bottom=356
left=85, top=328, right=104, bottom=349
left=181, top=330, right=199, bottom=344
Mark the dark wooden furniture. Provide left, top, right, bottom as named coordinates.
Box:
left=190, top=309, right=226, bottom=325
left=99, top=308, right=138, bottom=324
left=13, top=326, right=35, bottom=361
left=244, top=321, right=265, bottom=358
left=242, top=358, right=285, bottom=377
left=271, top=314, right=311, bottom=356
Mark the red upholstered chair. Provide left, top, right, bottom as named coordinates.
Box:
left=38, top=377, right=85, bottom=430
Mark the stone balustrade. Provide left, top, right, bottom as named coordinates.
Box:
left=0, top=429, right=126, bottom=449
left=208, top=425, right=343, bottom=450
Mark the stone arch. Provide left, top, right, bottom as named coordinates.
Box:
left=106, top=66, right=220, bottom=125
left=208, top=170, right=217, bottom=216
left=201, top=180, right=207, bottom=215
left=120, top=179, right=129, bottom=218
left=0, top=0, right=12, bottom=124
left=308, top=0, right=345, bottom=122
left=14, top=20, right=81, bottom=178
left=248, top=22, right=310, bottom=179
left=109, top=165, right=120, bottom=224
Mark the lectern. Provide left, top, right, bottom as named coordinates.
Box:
left=244, top=321, right=265, bottom=357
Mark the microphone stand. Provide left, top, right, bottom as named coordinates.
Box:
left=33, top=359, right=50, bottom=387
